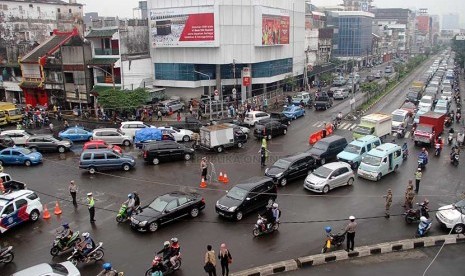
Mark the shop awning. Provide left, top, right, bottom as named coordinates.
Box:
left=87, top=58, right=119, bottom=66
left=85, top=28, right=118, bottom=38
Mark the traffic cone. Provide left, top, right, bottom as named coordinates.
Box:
left=200, top=177, right=207, bottom=188
left=54, top=201, right=62, bottom=215
left=43, top=204, right=51, bottom=219
left=223, top=174, right=229, bottom=184
left=218, top=172, right=224, bottom=182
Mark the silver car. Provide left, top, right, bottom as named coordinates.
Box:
left=12, top=261, right=80, bottom=276
left=304, top=162, right=355, bottom=194
left=92, top=128, right=132, bottom=146
left=333, top=88, right=349, bottom=100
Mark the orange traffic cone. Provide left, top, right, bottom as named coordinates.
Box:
left=43, top=204, right=51, bottom=219
left=200, top=177, right=207, bottom=188
left=218, top=172, right=224, bottom=182
left=223, top=174, right=229, bottom=184
left=54, top=201, right=62, bottom=215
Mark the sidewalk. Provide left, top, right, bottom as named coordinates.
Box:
left=230, top=234, right=465, bottom=276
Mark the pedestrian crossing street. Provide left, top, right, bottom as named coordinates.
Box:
left=311, top=121, right=411, bottom=138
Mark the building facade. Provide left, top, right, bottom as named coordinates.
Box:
left=442, top=13, right=460, bottom=30
left=147, top=0, right=306, bottom=99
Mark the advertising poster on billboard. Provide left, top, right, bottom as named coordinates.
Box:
left=150, top=6, right=219, bottom=47
left=256, top=6, right=290, bottom=46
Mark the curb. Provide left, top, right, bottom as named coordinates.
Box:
left=230, top=234, right=465, bottom=276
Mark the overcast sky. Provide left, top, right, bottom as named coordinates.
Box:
left=80, top=0, right=463, bottom=26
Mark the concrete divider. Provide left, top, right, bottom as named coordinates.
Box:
left=230, top=234, right=465, bottom=276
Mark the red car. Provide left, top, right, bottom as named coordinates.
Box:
left=83, top=140, right=123, bottom=154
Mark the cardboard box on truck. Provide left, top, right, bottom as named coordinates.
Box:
left=352, top=113, right=392, bottom=140
left=199, top=124, right=247, bottom=153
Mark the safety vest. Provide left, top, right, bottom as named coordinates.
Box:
left=88, top=197, right=95, bottom=208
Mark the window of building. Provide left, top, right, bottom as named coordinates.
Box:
left=1, top=4, right=8, bottom=10
left=57, top=8, right=61, bottom=13
left=18, top=5, right=22, bottom=11
left=37, top=6, right=40, bottom=12
left=64, top=72, right=74, bottom=83
left=69, top=9, right=72, bottom=13
left=29, top=4, right=33, bottom=8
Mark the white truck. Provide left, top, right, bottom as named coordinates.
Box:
left=352, top=113, right=392, bottom=140
left=197, top=124, right=247, bottom=153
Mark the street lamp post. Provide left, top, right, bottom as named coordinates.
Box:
left=194, top=70, right=212, bottom=120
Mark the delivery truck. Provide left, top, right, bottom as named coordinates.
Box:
left=413, top=111, right=445, bottom=147
left=197, top=124, right=247, bottom=153
left=352, top=113, right=392, bottom=140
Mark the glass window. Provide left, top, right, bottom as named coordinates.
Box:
left=15, top=199, right=27, bottom=209
left=3, top=204, right=14, bottom=215
left=11, top=151, right=21, bottom=156
left=178, top=196, right=188, bottom=205
left=82, top=153, right=92, bottom=160
left=106, top=153, right=119, bottom=159
left=27, top=193, right=38, bottom=200
left=93, top=153, right=105, bottom=160
left=165, top=200, right=178, bottom=211
left=1, top=150, right=10, bottom=156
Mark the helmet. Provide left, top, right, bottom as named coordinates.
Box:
left=272, top=203, right=278, bottom=208
left=420, top=216, right=428, bottom=223
left=128, top=193, right=133, bottom=199
left=82, top=232, right=90, bottom=239
left=103, top=263, right=112, bottom=271
left=62, top=223, right=69, bottom=229
left=423, top=199, right=429, bottom=205
left=164, top=241, right=170, bottom=247
left=171, top=237, right=178, bottom=244
left=349, top=216, right=355, bottom=220
left=325, top=226, right=332, bottom=233
left=438, top=136, right=442, bottom=140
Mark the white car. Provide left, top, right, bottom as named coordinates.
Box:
left=12, top=261, right=80, bottom=276
left=436, top=199, right=465, bottom=234
left=441, top=91, right=453, bottom=102
left=418, top=96, right=433, bottom=110
left=119, top=121, right=156, bottom=138
left=333, top=87, right=350, bottom=100
left=157, top=126, right=193, bottom=142
left=1, top=130, right=34, bottom=145
left=0, top=190, right=43, bottom=233
left=223, top=123, right=250, bottom=138
left=303, top=162, right=355, bottom=194
left=244, top=111, right=270, bottom=126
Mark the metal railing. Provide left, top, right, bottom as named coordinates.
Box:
left=96, top=76, right=121, bottom=84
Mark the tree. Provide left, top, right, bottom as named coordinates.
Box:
left=319, top=72, right=334, bottom=85
left=360, top=82, right=379, bottom=102
left=283, top=74, right=297, bottom=91
left=97, top=88, right=149, bottom=112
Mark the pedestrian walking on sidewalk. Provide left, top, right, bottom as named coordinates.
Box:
left=345, top=216, right=357, bottom=252
left=204, top=245, right=217, bottom=276
left=69, top=180, right=78, bottom=207
left=415, top=168, right=422, bottom=193
left=87, top=192, right=95, bottom=223
left=218, top=243, right=232, bottom=276
left=383, top=188, right=392, bottom=218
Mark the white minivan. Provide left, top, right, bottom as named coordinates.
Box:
left=244, top=111, right=270, bottom=126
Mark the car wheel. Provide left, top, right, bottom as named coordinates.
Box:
left=347, top=177, right=354, bottom=186
left=376, top=173, right=382, bottom=181
left=190, top=207, right=200, bottom=218
left=235, top=211, right=243, bottom=221
left=283, top=129, right=287, bottom=135
left=280, top=178, right=288, bottom=187
left=24, top=160, right=31, bottom=167
left=394, top=165, right=399, bottom=172
left=89, top=167, right=96, bottom=174
left=184, top=153, right=192, bottom=161
left=123, top=140, right=131, bottom=146
left=149, top=221, right=159, bottom=232
left=87, top=136, right=92, bottom=141
left=0, top=160, right=3, bottom=166
left=267, top=134, right=272, bottom=140
left=122, top=164, right=131, bottom=171
left=30, top=147, right=38, bottom=152
left=29, top=209, right=40, bottom=222
left=320, top=158, right=326, bottom=165
left=322, top=185, right=330, bottom=194
left=152, top=158, right=160, bottom=165
left=293, top=115, right=297, bottom=120
left=453, top=224, right=465, bottom=234
left=237, top=142, right=243, bottom=148
left=58, top=146, right=65, bottom=153
left=182, top=135, right=190, bottom=142
left=288, top=121, right=291, bottom=126
left=216, top=146, right=224, bottom=153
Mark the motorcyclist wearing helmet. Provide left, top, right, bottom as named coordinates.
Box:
left=336, top=112, right=343, bottom=121
left=133, top=191, right=141, bottom=210
left=123, top=193, right=136, bottom=216
left=418, top=216, right=431, bottom=237
left=435, top=136, right=444, bottom=149
left=58, top=223, right=73, bottom=246
left=157, top=241, right=173, bottom=264
left=97, top=263, right=119, bottom=276
left=77, top=232, right=95, bottom=260
left=169, top=237, right=181, bottom=267
left=271, top=203, right=280, bottom=223
left=262, top=205, right=276, bottom=230
left=419, top=199, right=430, bottom=218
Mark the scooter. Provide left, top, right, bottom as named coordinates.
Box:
left=67, top=242, right=105, bottom=266
left=435, top=143, right=442, bottom=156
left=418, top=154, right=428, bottom=169
left=145, top=255, right=182, bottom=276
left=404, top=202, right=429, bottom=224
left=0, top=246, right=14, bottom=264
left=321, top=227, right=345, bottom=253
left=415, top=217, right=432, bottom=238
left=448, top=133, right=454, bottom=145
left=50, top=231, right=81, bottom=256
left=451, top=152, right=460, bottom=166
left=116, top=204, right=130, bottom=223
left=252, top=215, right=279, bottom=237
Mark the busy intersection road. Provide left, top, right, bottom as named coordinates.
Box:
left=1, top=54, right=464, bottom=276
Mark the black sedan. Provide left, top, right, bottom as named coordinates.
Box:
left=130, top=192, right=205, bottom=232
left=265, top=152, right=317, bottom=186
left=253, top=121, right=288, bottom=140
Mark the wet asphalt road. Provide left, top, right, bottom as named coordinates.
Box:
left=1, top=55, right=463, bottom=276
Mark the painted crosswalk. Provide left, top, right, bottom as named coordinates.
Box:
left=312, top=121, right=357, bottom=130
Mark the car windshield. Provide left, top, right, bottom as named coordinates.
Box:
left=435, top=106, right=447, bottom=112
left=148, top=197, right=170, bottom=212
left=226, top=187, right=248, bottom=201
left=344, top=144, right=361, bottom=154
left=273, top=159, right=291, bottom=169
left=416, top=124, right=432, bottom=132
left=49, top=263, right=69, bottom=275
left=443, top=92, right=452, bottom=96
left=7, top=109, right=21, bottom=116
left=313, top=141, right=328, bottom=150
left=18, top=148, right=32, bottom=155
left=283, top=107, right=293, bottom=112
left=392, top=114, right=405, bottom=122
left=420, top=98, right=432, bottom=104
left=453, top=199, right=465, bottom=214
left=312, top=166, right=333, bottom=178
left=353, top=126, right=372, bottom=135
left=362, top=155, right=382, bottom=166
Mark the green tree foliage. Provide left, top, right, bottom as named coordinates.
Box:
left=319, top=72, right=334, bottom=84
left=452, top=35, right=465, bottom=69
left=360, top=82, right=379, bottom=94
left=97, top=88, right=149, bottom=111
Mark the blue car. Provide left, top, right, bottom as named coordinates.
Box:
left=58, top=126, right=93, bottom=142
left=0, top=147, right=42, bottom=166
left=282, top=105, right=305, bottom=120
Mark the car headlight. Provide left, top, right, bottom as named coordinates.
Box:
left=139, top=221, right=147, bottom=226
left=275, top=172, right=283, bottom=178
left=228, top=206, right=237, bottom=212
left=216, top=200, right=219, bottom=207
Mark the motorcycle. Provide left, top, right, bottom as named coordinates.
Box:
left=404, top=202, right=429, bottom=224
left=448, top=133, right=454, bottom=145
left=67, top=242, right=104, bottom=266
left=394, top=127, right=406, bottom=139
left=435, top=143, right=442, bottom=156
left=321, top=229, right=345, bottom=253
left=145, top=255, right=182, bottom=276
left=415, top=217, right=432, bottom=238
left=451, top=152, right=460, bottom=166
left=417, top=154, right=428, bottom=169
left=402, top=148, right=409, bottom=160
left=50, top=231, right=81, bottom=256
left=456, top=113, right=462, bottom=123
left=116, top=204, right=130, bottom=223
left=0, top=246, right=14, bottom=264
left=252, top=215, right=279, bottom=237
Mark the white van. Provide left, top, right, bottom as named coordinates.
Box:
left=391, top=109, right=410, bottom=132
left=244, top=111, right=270, bottom=126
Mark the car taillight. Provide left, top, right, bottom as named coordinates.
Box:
left=143, top=151, right=147, bottom=158
left=201, top=198, right=205, bottom=203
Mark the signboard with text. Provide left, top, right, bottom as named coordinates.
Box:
left=242, top=68, right=251, bottom=87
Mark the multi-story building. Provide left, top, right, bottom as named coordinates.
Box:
left=442, top=13, right=460, bottom=30
left=327, top=11, right=374, bottom=67
left=342, top=0, right=373, bottom=12
left=373, top=8, right=413, bottom=55
left=85, top=18, right=152, bottom=93
left=147, top=0, right=305, bottom=100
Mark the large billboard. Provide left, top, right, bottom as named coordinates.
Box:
left=150, top=6, right=219, bottom=47
left=256, top=6, right=290, bottom=46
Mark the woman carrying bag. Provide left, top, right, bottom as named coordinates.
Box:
left=218, top=243, right=232, bottom=276
left=204, top=245, right=217, bottom=276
